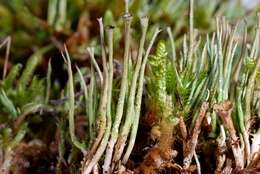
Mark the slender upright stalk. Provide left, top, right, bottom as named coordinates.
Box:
left=63, top=47, right=86, bottom=154
left=87, top=48, right=103, bottom=85
left=194, top=151, right=201, bottom=174
left=223, top=24, right=238, bottom=100
left=102, top=14, right=132, bottom=173
left=245, top=59, right=260, bottom=130
left=244, top=58, right=260, bottom=163
left=234, top=23, right=247, bottom=82
left=120, top=27, right=161, bottom=164
left=1, top=36, right=11, bottom=79
left=102, top=26, right=115, bottom=173
left=250, top=13, right=260, bottom=59
left=55, top=0, right=67, bottom=31
left=88, top=63, right=96, bottom=145
left=85, top=18, right=108, bottom=161
left=187, top=0, right=194, bottom=65
left=108, top=17, right=148, bottom=168
left=167, top=27, right=181, bottom=85
left=45, top=58, right=52, bottom=104
left=82, top=26, right=114, bottom=174
left=216, top=17, right=224, bottom=102
left=106, top=26, right=114, bottom=135
left=76, top=65, right=89, bottom=142
left=98, top=18, right=109, bottom=78
left=167, top=27, right=176, bottom=62
left=124, top=0, right=129, bottom=15
left=47, top=0, right=58, bottom=26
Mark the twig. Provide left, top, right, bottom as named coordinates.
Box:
left=214, top=101, right=244, bottom=169
left=179, top=117, right=187, bottom=141
left=183, top=102, right=209, bottom=170
left=193, top=151, right=201, bottom=174
left=216, top=125, right=227, bottom=173
left=93, top=165, right=99, bottom=174
left=179, top=115, right=188, bottom=155
left=221, top=158, right=233, bottom=174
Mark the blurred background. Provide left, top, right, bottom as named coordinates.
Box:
left=0, top=0, right=259, bottom=64
left=0, top=0, right=259, bottom=89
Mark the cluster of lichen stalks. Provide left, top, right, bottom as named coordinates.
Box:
left=75, top=0, right=260, bottom=173
left=77, top=14, right=161, bottom=174
left=0, top=0, right=259, bottom=173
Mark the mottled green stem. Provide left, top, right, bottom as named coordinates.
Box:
left=188, top=0, right=194, bottom=65
left=121, top=27, right=161, bottom=164
left=109, top=17, right=149, bottom=167
left=64, top=47, right=86, bottom=154
left=87, top=48, right=103, bottom=85
left=45, top=59, right=52, bottom=104
left=101, top=14, right=132, bottom=173
left=47, top=0, right=58, bottom=26
left=85, top=18, right=108, bottom=161
left=83, top=26, right=114, bottom=174
left=1, top=36, right=11, bottom=79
